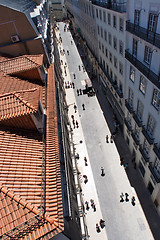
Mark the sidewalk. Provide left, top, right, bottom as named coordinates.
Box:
left=54, top=21, right=155, bottom=240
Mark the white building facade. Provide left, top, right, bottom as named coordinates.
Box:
left=125, top=0, right=160, bottom=214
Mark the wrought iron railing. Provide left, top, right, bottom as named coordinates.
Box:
left=91, top=0, right=126, bottom=13
left=126, top=21, right=160, bottom=49
left=125, top=50, right=160, bottom=89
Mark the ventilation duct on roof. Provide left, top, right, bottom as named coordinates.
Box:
left=11, top=35, right=20, bottom=43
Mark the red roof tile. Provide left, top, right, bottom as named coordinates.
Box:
left=0, top=55, right=43, bottom=75
left=0, top=61, right=64, bottom=239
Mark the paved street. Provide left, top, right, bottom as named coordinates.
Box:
left=55, top=22, right=155, bottom=240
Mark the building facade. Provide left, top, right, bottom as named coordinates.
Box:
left=65, top=0, right=160, bottom=215
left=124, top=0, right=160, bottom=214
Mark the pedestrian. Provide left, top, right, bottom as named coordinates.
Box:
left=77, top=89, right=79, bottom=96
left=79, top=89, right=82, bottom=95
left=120, top=193, right=124, bottom=202
left=93, top=203, right=96, bottom=212
left=96, top=223, right=101, bottom=233
left=101, top=167, right=105, bottom=176
left=79, top=65, right=81, bottom=71
left=100, top=219, right=105, bottom=228
left=131, top=196, right=136, bottom=206
left=63, top=49, right=65, bottom=54
left=61, top=59, right=63, bottom=65
left=67, top=50, right=69, bottom=55
left=85, top=201, right=89, bottom=210
left=71, top=115, right=74, bottom=120
left=124, top=162, right=128, bottom=170
left=72, top=82, right=75, bottom=88
left=106, top=135, right=109, bottom=143
left=125, top=193, right=129, bottom=202
left=82, top=104, right=85, bottom=110
left=120, top=156, right=124, bottom=166
left=74, top=104, right=77, bottom=113
left=71, top=40, right=73, bottom=45
left=84, top=157, right=88, bottom=166
left=73, top=73, right=76, bottom=79
left=76, top=120, right=79, bottom=128
left=90, top=199, right=94, bottom=208
left=110, top=135, right=113, bottom=143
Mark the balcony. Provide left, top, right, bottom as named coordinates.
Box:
left=126, top=21, right=160, bottom=49
left=148, top=164, right=160, bottom=183
left=131, top=132, right=140, bottom=145
left=139, top=145, right=150, bottom=162
left=153, top=143, right=160, bottom=159
left=125, top=50, right=160, bottom=89
left=116, top=88, right=123, bottom=98
left=142, top=126, right=154, bottom=145
left=124, top=118, right=132, bottom=131
left=125, top=99, right=134, bottom=113
left=91, top=0, right=126, bottom=13
left=133, top=112, right=143, bottom=127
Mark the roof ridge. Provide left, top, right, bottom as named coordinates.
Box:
left=0, top=184, right=61, bottom=228
left=13, top=92, right=37, bottom=111
left=0, top=88, right=38, bottom=98
left=0, top=184, right=40, bottom=215
left=25, top=54, right=43, bottom=67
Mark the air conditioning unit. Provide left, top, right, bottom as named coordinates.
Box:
left=11, top=35, right=20, bottom=43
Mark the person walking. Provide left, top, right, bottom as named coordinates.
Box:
left=78, top=65, right=81, bottom=71
left=74, top=104, right=77, bottom=113
left=76, top=120, right=79, bottom=128
left=101, top=167, right=105, bottom=176
left=100, top=219, right=105, bottom=228
left=82, top=104, right=85, bottom=110
left=106, top=135, right=109, bottom=143
left=77, top=89, right=79, bottom=96
left=96, top=223, right=101, bottom=233
left=85, top=201, right=89, bottom=210
left=120, top=156, right=124, bottom=166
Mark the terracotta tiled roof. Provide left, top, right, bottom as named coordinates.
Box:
left=0, top=62, right=64, bottom=239
left=0, top=54, right=43, bottom=75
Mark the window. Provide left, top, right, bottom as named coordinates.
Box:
left=109, top=33, right=112, bottom=46
left=152, top=89, right=160, bottom=110
left=144, top=46, right=152, bottom=65
left=128, top=88, right=133, bottom=107
left=143, top=139, right=150, bottom=157
left=109, top=52, right=112, bottom=63
left=119, top=62, right=123, bottom=75
left=153, top=157, right=160, bottom=179
left=105, top=48, right=108, bottom=58
left=135, top=124, right=140, bottom=141
left=103, top=59, right=105, bottom=69
left=103, top=11, right=106, bottom=22
left=99, top=41, right=101, bottom=50
left=134, top=10, right=140, bottom=25
left=110, top=69, right=113, bottom=79
left=113, top=37, right=117, bottom=50
left=114, top=74, right=117, bottom=85
left=97, top=25, right=100, bottom=35
left=113, top=15, right=116, bottom=28
left=139, top=76, right=147, bottom=94
left=137, top=100, right=143, bottom=121
left=114, top=57, right=117, bottom=69
left=147, top=115, right=155, bottom=137
left=148, top=13, right=158, bottom=33
left=108, top=13, right=111, bottom=25
left=104, top=30, right=107, bottom=41
left=99, top=9, right=102, bottom=20
left=119, top=18, right=123, bottom=31
left=130, top=66, right=135, bottom=82
left=96, top=9, right=98, bottom=18
left=102, top=44, right=104, bottom=53
left=127, top=112, right=132, bottom=127
left=132, top=38, right=138, bottom=57
left=101, top=28, right=103, bottom=38
left=119, top=41, right=123, bottom=55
